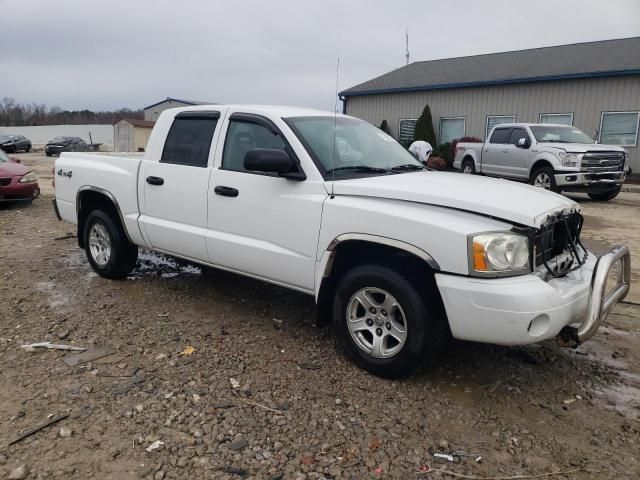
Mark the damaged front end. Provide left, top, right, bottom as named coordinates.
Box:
left=519, top=211, right=631, bottom=348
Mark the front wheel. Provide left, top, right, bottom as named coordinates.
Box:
left=332, top=264, right=448, bottom=378
left=531, top=166, right=559, bottom=193
left=84, top=210, right=138, bottom=279
left=588, top=186, right=621, bottom=201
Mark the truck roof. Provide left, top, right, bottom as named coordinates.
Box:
left=167, top=104, right=344, bottom=118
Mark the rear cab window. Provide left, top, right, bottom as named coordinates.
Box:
left=161, top=112, right=219, bottom=167
left=489, top=128, right=511, bottom=144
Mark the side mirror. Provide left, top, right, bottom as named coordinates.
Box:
left=517, top=138, right=531, bottom=148
left=244, top=148, right=306, bottom=180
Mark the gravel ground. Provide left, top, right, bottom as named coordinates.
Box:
left=1, top=177, right=639, bottom=479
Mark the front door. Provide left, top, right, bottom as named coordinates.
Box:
left=138, top=111, right=221, bottom=262
left=206, top=114, right=327, bottom=292
left=499, top=127, right=532, bottom=178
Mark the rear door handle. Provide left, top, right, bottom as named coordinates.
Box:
left=214, top=186, right=239, bottom=197
left=146, top=176, right=164, bottom=186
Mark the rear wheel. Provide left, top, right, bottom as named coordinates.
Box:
left=84, top=210, right=138, bottom=279
left=588, top=186, right=621, bottom=201
left=531, top=166, right=559, bottom=193
left=461, top=159, right=476, bottom=174
left=332, top=264, right=448, bottom=378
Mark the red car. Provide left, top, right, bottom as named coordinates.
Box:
left=0, top=149, right=40, bottom=204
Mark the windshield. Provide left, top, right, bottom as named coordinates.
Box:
left=0, top=149, right=9, bottom=162
left=530, top=125, right=594, bottom=144
left=0, top=135, right=15, bottom=141
left=51, top=137, right=69, bottom=142
left=285, top=116, right=423, bottom=178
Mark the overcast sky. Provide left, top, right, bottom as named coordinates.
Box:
left=1, top=0, right=638, bottom=112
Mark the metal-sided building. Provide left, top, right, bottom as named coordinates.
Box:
left=340, top=37, right=640, bottom=173
left=143, top=97, right=210, bottom=121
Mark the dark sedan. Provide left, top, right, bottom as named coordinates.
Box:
left=0, top=134, right=32, bottom=153
left=45, top=136, right=87, bottom=156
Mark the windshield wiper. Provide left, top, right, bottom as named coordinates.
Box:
left=325, top=165, right=393, bottom=174
left=390, top=164, right=426, bottom=172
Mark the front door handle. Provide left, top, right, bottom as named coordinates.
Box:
left=214, top=186, right=239, bottom=197
left=146, top=176, right=164, bottom=186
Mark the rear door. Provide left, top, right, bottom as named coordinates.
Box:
left=481, top=127, right=511, bottom=176
left=138, top=111, right=221, bottom=262
left=500, top=127, right=532, bottom=178
left=205, top=112, right=327, bottom=292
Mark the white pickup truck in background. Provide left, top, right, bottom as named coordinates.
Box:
left=453, top=123, right=629, bottom=201
left=53, top=106, right=630, bottom=378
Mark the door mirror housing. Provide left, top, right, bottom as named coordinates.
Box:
left=517, top=138, right=531, bottom=148
left=244, top=148, right=306, bottom=180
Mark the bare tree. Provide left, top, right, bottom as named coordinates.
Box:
left=0, top=98, right=144, bottom=126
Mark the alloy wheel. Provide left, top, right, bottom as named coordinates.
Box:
left=88, top=223, right=112, bottom=267
left=346, top=287, right=408, bottom=358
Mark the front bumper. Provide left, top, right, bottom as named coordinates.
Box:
left=435, top=246, right=630, bottom=346
left=555, top=170, right=626, bottom=188
left=0, top=179, right=40, bottom=202
left=45, top=145, right=67, bottom=155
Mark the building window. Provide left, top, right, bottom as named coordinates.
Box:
left=398, top=119, right=417, bottom=145
left=439, top=117, right=465, bottom=144
left=540, top=113, right=573, bottom=125
left=486, top=115, right=516, bottom=139
left=599, top=111, right=640, bottom=147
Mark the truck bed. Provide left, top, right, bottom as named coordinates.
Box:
left=54, top=152, right=144, bottom=242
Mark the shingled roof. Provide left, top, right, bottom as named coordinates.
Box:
left=341, top=36, right=640, bottom=97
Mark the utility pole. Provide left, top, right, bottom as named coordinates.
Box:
left=405, top=28, right=410, bottom=65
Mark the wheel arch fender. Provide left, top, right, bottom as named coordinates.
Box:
left=76, top=186, right=132, bottom=248
left=457, top=150, right=478, bottom=170
left=314, top=234, right=441, bottom=326
left=529, top=154, right=558, bottom=180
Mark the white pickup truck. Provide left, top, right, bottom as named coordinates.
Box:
left=53, top=105, right=630, bottom=378
left=453, top=123, right=629, bottom=201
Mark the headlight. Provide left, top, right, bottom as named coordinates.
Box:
left=469, top=232, right=530, bottom=276
left=19, top=172, right=38, bottom=183
left=558, top=152, right=581, bottom=167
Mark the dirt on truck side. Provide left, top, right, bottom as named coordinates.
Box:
left=1, top=186, right=639, bottom=479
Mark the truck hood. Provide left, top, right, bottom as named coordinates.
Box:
left=537, top=142, right=627, bottom=154
left=331, top=171, right=578, bottom=228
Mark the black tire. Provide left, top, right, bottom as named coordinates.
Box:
left=332, top=264, right=448, bottom=379
left=46, top=152, right=52, bottom=157
left=83, top=210, right=138, bottom=279
left=25, top=146, right=31, bottom=152
left=530, top=166, right=559, bottom=193
left=588, top=186, right=621, bottom=201
left=461, top=158, right=476, bottom=174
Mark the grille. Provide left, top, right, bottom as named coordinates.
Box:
left=534, top=212, right=582, bottom=269
left=0, top=178, right=11, bottom=187
left=581, top=151, right=624, bottom=171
